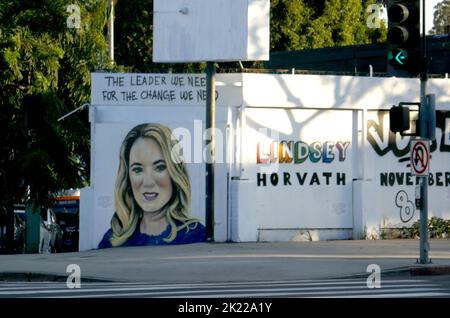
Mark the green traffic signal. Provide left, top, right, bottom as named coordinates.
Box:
left=388, top=48, right=409, bottom=67
left=386, top=0, right=420, bottom=77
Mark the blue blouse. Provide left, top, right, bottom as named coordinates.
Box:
left=98, top=221, right=206, bottom=248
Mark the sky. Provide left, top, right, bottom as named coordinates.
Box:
left=380, top=0, right=442, bottom=34
left=425, top=0, right=441, bottom=34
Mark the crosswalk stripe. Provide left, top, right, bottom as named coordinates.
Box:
left=0, top=278, right=429, bottom=290
left=0, top=278, right=445, bottom=298
left=0, top=281, right=436, bottom=295
left=327, top=292, right=450, bottom=298
left=46, top=287, right=447, bottom=299
left=8, top=285, right=442, bottom=298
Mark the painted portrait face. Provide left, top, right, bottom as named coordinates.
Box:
left=128, top=137, right=173, bottom=214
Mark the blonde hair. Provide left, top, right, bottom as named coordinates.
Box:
left=110, top=123, right=198, bottom=246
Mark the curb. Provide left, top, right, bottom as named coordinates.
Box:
left=0, top=272, right=113, bottom=282
left=332, top=266, right=411, bottom=280
left=409, top=265, right=450, bottom=276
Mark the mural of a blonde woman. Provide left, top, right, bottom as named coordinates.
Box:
left=98, top=123, right=205, bottom=248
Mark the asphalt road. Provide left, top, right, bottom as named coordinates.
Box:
left=1, top=274, right=450, bottom=298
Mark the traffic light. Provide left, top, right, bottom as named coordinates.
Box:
left=389, top=104, right=410, bottom=133
left=387, top=0, right=421, bottom=77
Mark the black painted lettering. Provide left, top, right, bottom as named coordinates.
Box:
left=396, top=172, right=404, bottom=185
left=270, top=173, right=279, bottom=186
left=323, top=172, right=332, bottom=185
left=446, top=172, right=450, bottom=186
left=389, top=173, right=395, bottom=186
left=120, top=91, right=137, bottom=101
left=380, top=173, right=388, bottom=186
left=283, top=172, right=291, bottom=185
left=436, top=172, right=443, bottom=186
left=105, top=76, right=124, bottom=87
left=180, top=90, right=193, bottom=101
left=296, top=172, right=308, bottom=185
left=406, top=173, right=413, bottom=185
left=257, top=173, right=266, bottom=187
left=310, top=172, right=320, bottom=185
left=102, top=90, right=118, bottom=101
left=337, top=173, right=346, bottom=185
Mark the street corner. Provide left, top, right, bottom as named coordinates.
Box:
left=410, top=264, right=450, bottom=276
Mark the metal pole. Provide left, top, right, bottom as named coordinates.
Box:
left=419, top=175, right=429, bottom=263
left=205, top=62, right=216, bottom=241
left=57, top=103, right=90, bottom=122
left=418, top=0, right=430, bottom=264
left=108, top=0, right=115, bottom=62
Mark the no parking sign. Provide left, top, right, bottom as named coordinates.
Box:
left=410, top=139, right=430, bottom=176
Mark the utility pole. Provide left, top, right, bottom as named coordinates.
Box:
left=107, top=0, right=115, bottom=62
left=387, top=1, right=433, bottom=263
left=418, top=0, right=430, bottom=264
left=205, top=62, right=216, bottom=241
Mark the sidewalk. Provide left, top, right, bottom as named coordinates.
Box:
left=1, top=239, right=450, bottom=283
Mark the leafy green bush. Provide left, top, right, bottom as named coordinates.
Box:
left=401, top=217, right=450, bottom=239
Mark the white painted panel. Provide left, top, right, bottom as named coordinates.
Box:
left=239, top=108, right=354, bottom=229
left=79, top=187, right=93, bottom=251
left=153, top=0, right=269, bottom=62
left=91, top=73, right=242, bottom=107
left=247, top=0, right=270, bottom=60
left=362, top=110, right=450, bottom=237
left=242, top=74, right=420, bottom=109
left=88, top=104, right=231, bottom=246
left=86, top=72, right=450, bottom=244
left=92, top=121, right=207, bottom=247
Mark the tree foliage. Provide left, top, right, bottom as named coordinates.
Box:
left=271, top=0, right=386, bottom=51
left=0, top=0, right=108, bottom=217
left=430, top=0, right=450, bottom=35
left=0, top=0, right=388, bottom=206
left=0, top=0, right=388, bottom=252
left=113, top=0, right=387, bottom=72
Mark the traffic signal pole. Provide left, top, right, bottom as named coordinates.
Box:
left=418, top=0, right=430, bottom=264
left=387, top=1, right=432, bottom=263
left=205, top=62, right=216, bottom=241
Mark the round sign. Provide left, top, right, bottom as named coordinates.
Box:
left=410, top=140, right=429, bottom=175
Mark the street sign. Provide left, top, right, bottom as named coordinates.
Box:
left=410, top=139, right=430, bottom=176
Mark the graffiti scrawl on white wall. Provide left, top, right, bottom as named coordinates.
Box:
left=366, top=110, right=450, bottom=226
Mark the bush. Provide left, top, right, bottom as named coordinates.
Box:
left=401, top=217, right=450, bottom=239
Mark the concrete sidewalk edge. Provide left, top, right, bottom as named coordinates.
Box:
left=3, top=265, right=449, bottom=283
left=0, top=272, right=113, bottom=283
left=409, top=265, right=450, bottom=276
left=335, top=264, right=450, bottom=280
left=332, top=266, right=411, bottom=279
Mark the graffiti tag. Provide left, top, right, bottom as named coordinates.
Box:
left=395, top=190, right=415, bottom=223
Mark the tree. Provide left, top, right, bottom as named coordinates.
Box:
left=270, top=0, right=313, bottom=51
left=430, top=0, right=450, bottom=35
left=0, top=0, right=109, bottom=253
left=251, top=0, right=387, bottom=52
left=114, top=0, right=386, bottom=72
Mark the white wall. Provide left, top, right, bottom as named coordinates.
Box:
left=82, top=73, right=242, bottom=250
left=359, top=109, right=450, bottom=238
left=230, top=74, right=450, bottom=241
left=79, top=187, right=93, bottom=251
left=84, top=72, right=450, bottom=248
